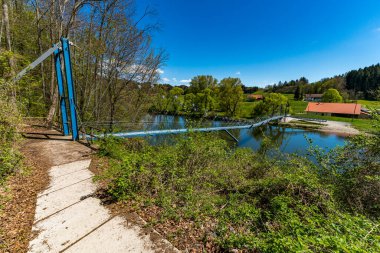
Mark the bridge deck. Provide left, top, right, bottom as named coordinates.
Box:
left=88, top=116, right=283, bottom=139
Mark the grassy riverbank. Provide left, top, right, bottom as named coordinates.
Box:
left=293, top=114, right=377, bottom=133
left=95, top=133, right=380, bottom=252
left=238, top=94, right=379, bottom=133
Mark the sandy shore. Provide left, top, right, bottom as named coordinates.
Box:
left=281, top=117, right=360, bottom=136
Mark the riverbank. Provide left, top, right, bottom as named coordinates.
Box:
left=149, top=110, right=368, bottom=135
left=279, top=117, right=360, bottom=136
left=93, top=133, right=380, bottom=252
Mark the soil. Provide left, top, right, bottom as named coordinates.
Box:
left=0, top=137, right=51, bottom=253
left=0, top=126, right=91, bottom=253
left=1, top=125, right=179, bottom=253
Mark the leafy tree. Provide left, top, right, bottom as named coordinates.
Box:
left=322, top=88, right=343, bottom=102
left=152, top=87, right=170, bottom=112
left=194, top=88, right=215, bottom=115
left=183, top=93, right=196, bottom=113
left=168, top=87, right=184, bottom=113
left=252, top=93, right=288, bottom=117
left=218, top=78, right=244, bottom=116
left=188, top=75, right=218, bottom=94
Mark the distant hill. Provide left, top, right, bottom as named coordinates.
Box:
left=265, top=64, right=380, bottom=100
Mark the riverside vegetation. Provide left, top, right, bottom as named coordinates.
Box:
left=0, top=0, right=379, bottom=251
left=95, top=113, right=380, bottom=252
left=0, top=87, right=22, bottom=183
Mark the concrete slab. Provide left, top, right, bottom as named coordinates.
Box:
left=29, top=198, right=110, bottom=253
left=34, top=179, right=95, bottom=221
left=64, top=216, right=154, bottom=253
left=28, top=138, right=179, bottom=253
left=49, top=159, right=91, bottom=178
left=42, top=167, right=93, bottom=195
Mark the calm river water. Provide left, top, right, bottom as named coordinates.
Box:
left=121, top=114, right=347, bottom=155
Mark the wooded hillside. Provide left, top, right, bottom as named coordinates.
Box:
left=266, top=64, right=380, bottom=100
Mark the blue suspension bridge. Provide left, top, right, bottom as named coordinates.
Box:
left=15, top=38, right=285, bottom=142
left=83, top=115, right=284, bottom=142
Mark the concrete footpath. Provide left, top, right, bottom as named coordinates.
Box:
left=27, top=135, right=178, bottom=253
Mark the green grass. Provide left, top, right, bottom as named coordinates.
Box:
left=238, top=101, right=257, bottom=118
left=238, top=94, right=308, bottom=118
left=357, top=99, right=380, bottom=109
left=280, top=94, right=378, bottom=133
left=295, top=114, right=377, bottom=133
left=285, top=94, right=308, bottom=114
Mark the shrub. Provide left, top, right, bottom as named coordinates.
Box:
left=96, top=133, right=380, bottom=252
left=322, top=88, right=343, bottom=103
left=0, top=85, right=22, bottom=182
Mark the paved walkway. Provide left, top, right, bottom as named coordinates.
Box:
left=27, top=135, right=178, bottom=253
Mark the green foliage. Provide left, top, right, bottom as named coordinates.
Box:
left=188, top=75, right=218, bottom=94
left=311, top=112, right=380, bottom=217
left=182, top=89, right=216, bottom=115
left=219, top=78, right=244, bottom=116
left=358, top=99, right=380, bottom=109
left=0, top=6, right=49, bottom=118
left=167, top=87, right=184, bottom=113
left=152, top=87, right=170, bottom=112
left=322, top=88, right=343, bottom=103
left=183, top=93, right=196, bottom=113
left=346, top=64, right=380, bottom=100
left=153, top=75, right=244, bottom=117
left=252, top=93, right=288, bottom=117
left=0, top=87, right=22, bottom=182
left=96, top=134, right=380, bottom=252
left=293, top=85, right=304, bottom=100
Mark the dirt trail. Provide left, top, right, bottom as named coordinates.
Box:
left=21, top=130, right=178, bottom=253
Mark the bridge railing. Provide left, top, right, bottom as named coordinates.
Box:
left=81, top=114, right=285, bottom=140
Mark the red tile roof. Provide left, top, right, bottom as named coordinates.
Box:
left=305, top=102, right=361, bottom=115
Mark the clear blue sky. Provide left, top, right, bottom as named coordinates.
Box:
left=137, top=0, right=380, bottom=87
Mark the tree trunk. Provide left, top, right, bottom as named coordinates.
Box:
left=35, top=0, right=47, bottom=102
left=46, top=0, right=58, bottom=127
left=2, top=0, right=14, bottom=74
left=46, top=86, right=58, bottom=128
left=2, top=0, right=16, bottom=100
left=0, top=12, right=4, bottom=46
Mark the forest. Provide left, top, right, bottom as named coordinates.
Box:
left=266, top=64, right=380, bottom=101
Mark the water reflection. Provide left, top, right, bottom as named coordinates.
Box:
left=237, top=125, right=346, bottom=155
left=116, top=114, right=347, bottom=155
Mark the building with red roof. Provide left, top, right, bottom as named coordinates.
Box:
left=305, top=102, right=362, bottom=118
left=304, top=94, right=323, bottom=102
left=247, top=94, right=263, bottom=101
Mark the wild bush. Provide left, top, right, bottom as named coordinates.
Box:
left=0, top=83, right=22, bottom=182
left=97, top=133, right=380, bottom=252
left=311, top=112, right=380, bottom=218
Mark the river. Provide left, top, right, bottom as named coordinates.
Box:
left=116, top=114, right=347, bottom=155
